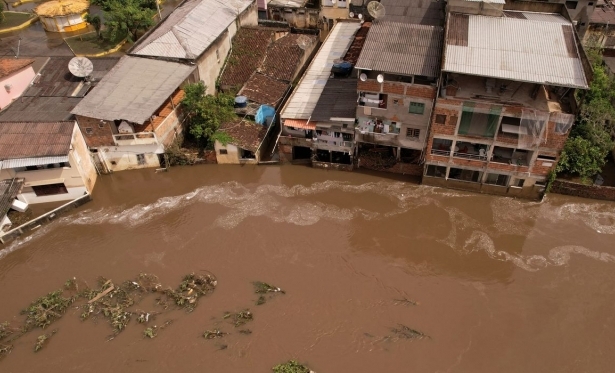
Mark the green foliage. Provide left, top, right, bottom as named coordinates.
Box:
left=558, top=135, right=609, bottom=180
left=92, top=0, right=156, bottom=11
left=0, top=3, right=5, bottom=24
left=558, top=46, right=615, bottom=179
left=272, top=360, right=311, bottom=373
left=210, top=131, right=235, bottom=146
left=181, top=82, right=237, bottom=145
left=143, top=327, right=157, bottom=339
left=85, top=14, right=103, bottom=40
left=34, top=330, right=57, bottom=352
left=104, top=0, right=156, bottom=42
left=23, top=290, right=76, bottom=330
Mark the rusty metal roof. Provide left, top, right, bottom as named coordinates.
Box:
left=131, top=0, right=254, bottom=59
left=380, top=0, right=445, bottom=26
left=0, top=178, right=24, bottom=219
left=443, top=12, right=588, bottom=89
left=355, top=21, right=443, bottom=78
left=0, top=58, right=35, bottom=79
left=0, top=121, right=74, bottom=160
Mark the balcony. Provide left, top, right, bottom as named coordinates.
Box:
left=491, top=146, right=530, bottom=166
left=113, top=132, right=158, bottom=146
left=431, top=138, right=453, bottom=156
left=452, top=141, right=489, bottom=161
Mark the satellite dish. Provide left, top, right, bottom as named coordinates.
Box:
left=359, top=73, right=367, bottom=81
left=376, top=74, right=384, bottom=83
left=296, top=35, right=313, bottom=50
left=358, top=13, right=363, bottom=19
left=68, top=57, right=94, bottom=78
left=367, top=1, right=386, bottom=20
left=349, top=11, right=355, bottom=18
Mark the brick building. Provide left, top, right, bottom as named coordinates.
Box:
left=423, top=2, right=591, bottom=199
left=354, top=16, right=444, bottom=176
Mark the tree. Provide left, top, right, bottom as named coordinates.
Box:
left=85, top=14, right=102, bottom=40
left=181, top=82, right=237, bottom=145
left=557, top=135, right=610, bottom=180
left=104, top=0, right=156, bottom=42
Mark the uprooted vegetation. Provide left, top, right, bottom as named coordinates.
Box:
left=160, top=273, right=217, bottom=312
left=223, top=309, right=253, bottom=327
left=272, top=360, right=313, bottom=373
left=253, top=281, right=285, bottom=305
left=34, top=330, right=57, bottom=352
left=390, top=324, right=429, bottom=340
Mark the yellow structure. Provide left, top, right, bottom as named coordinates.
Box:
left=34, top=0, right=89, bottom=32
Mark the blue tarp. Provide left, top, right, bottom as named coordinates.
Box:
left=255, top=105, right=275, bottom=126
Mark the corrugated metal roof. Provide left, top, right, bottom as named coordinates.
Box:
left=71, top=56, right=195, bottom=124
left=503, top=11, right=571, bottom=24
left=0, top=178, right=24, bottom=218
left=281, top=22, right=361, bottom=120
left=0, top=97, right=81, bottom=122
left=267, top=0, right=307, bottom=7
left=380, top=0, right=445, bottom=27
left=0, top=122, right=74, bottom=160
left=355, top=21, right=443, bottom=77
left=132, top=0, right=254, bottom=59
left=283, top=119, right=316, bottom=130
left=1, top=155, right=70, bottom=169
left=311, top=79, right=357, bottom=121
left=443, top=13, right=588, bottom=89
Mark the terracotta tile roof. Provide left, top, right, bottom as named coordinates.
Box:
left=0, top=58, right=35, bottom=79
left=239, top=72, right=289, bottom=106
left=219, top=28, right=274, bottom=90
left=219, top=118, right=267, bottom=152
left=133, top=89, right=185, bottom=133
left=0, top=121, right=74, bottom=159
left=259, top=33, right=317, bottom=82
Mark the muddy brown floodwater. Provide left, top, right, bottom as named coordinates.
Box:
left=1, top=165, right=614, bottom=372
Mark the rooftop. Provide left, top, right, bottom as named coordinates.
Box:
left=219, top=119, right=267, bottom=151
left=443, top=12, right=588, bottom=89
left=380, top=0, right=445, bottom=27
left=0, top=97, right=82, bottom=122
left=239, top=73, right=289, bottom=106
left=0, top=121, right=74, bottom=160
left=590, top=4, right=615, bottom=24
left=34, top=0, right=89, bottom=17
left=267, top=0, right=308, bottom=7
left=0, top=59, right=35, bottom=79
left=343, top=22, right=371, bottom=65
left=281, top=21, right=361, bottom=120
left=355, top=21, right=443, bottom=78
left=310, top=79, right=357, bottom=121
left=131, top=0, right=254, bottom=59
left=71, top=56, right=195, bottom=124
left=0, top=178, right=24, bottom=220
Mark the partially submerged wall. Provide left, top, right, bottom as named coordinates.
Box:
left=550, top=179, right=615, bottom=201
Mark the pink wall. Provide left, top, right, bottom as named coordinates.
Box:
left=257, top=0, right=267, bottom=10
left=0, top=66, right=35, bottom=110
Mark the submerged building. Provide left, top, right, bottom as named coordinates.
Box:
left=423, top=1, right=591, bottom=199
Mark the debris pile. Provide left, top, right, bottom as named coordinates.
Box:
left=253, top=281, right=285, bottom=305
left=203, top=329, right=227, bottom=339
left=23, top=290, right=76, bottom=331
left=224, top=309, right=253, bottom=327
left=34, top=330, right=57, bottom=352
left=161, top=273, right=217, bottom=312
left=391, top=324, right=429, bottom=340
left=272, top=360, right=313, bottom=373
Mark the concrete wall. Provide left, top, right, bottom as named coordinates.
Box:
left=97, top=144, right=162, bottom=172
left=0, top=66, right=35, bottom=110
left=423, top=174, right=543, bottom=200
left=551, top=179, right=615, bottom=201
left=198, top=1, right=258, bottom=95
left=214, top=141, right=259, bottom=164
left=71, top=122, right=98, bottom=193
left=153, top=108, right=182, bottom=146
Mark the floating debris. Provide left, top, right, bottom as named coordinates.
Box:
left=272, top=360, right=312, bottom=373
left=253, top=281, right=285, bottom=305
left=136, top=310, right=159, bottom=324
left=238, top=329, right=252, bottom=335
left=23, top=290, right=76, bottom=330
left=162, top=273, right=217, bottom=312
left=143, top=327, right=157, bottom=339
left=393, top=298, right=418, bottom=306
left=203, top=329, right=227, bottom=339
left=0, top=322, right=17, bottom=341
left=223, top=309, right=253, bottom=327
left=391, top=324, right=429, bottom=340
left=80, top=278, right=137, bottom=334
left=34, top=330, right=57, bottom=352
left=0, top=344, right=12, bottom=359
left=215, top=343, right=228, bottom=350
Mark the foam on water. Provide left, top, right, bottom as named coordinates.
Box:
left=2, top=180, right=614, bottom=272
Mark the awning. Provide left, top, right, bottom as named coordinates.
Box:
left=0, top=155, right=69, bottom=170
left=283, top=119, right=316, bottom=130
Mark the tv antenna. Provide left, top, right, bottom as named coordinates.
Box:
left=68, top=57, right=94, bottom=78
left=296, top=35, right=313, bottom=50
left=367, top=1, right=386, bottom=21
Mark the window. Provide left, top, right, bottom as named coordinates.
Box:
left=333, top=132, right=341, bottom=138
left=32, top=183, right=68, bottom=196
left=537, top=155, right=556, bottom=162
left=242, top=150, right=255, bottom=159
left=565, top=1, right=577, bottom=9
left=485, top=173, right=508, bottom=186
left=25, top=165, right=39, bottom=171
left=393, top=99, right=400, bottom=105
left=98, top=122, right=105, bottom=128
left=342, top=133, right=353, bottom=141
left=359, top=92, right=387, bottom=109
left=406, top=128, right=420, bottom=138
left=589, top=2, right=594, bottom=6
left=448, top=168, right=482, bottom=183
left=219, top=149, right=228, bottom=155
left=514, top=178, right=525, bottom=188
left=61, top=162, right=71, bottom=168
left=458, top=105, right=501, bottom=138
left=408, top=102, right=425, bottom=115
left=85, top=127, right=93, bottom=135
left=136, top=154, right=146, bottom=165
left=425, top=165, right=446, bottom=178
left=435, top=114, right=447, bottom=124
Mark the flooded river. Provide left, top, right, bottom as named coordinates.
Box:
left=1, top=165, right=614, bottom=372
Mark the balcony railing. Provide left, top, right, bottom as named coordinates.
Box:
left=315, top=138, right=354, bottom=148
left=430, top=149, right=451, bottom=156
left=453, top=151, right=488, bottom=161
left=113, top=132, right=158, bottom=146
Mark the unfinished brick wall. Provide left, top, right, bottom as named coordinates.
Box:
left=357, top=157, right=423, bottom=176
left=358, top=79, right=437, bottom=99
left=551, top=180, right=615, bottom=201
left=543, top=122, right=569, bottom=150
left=75, top=115, right=115, bottom=148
